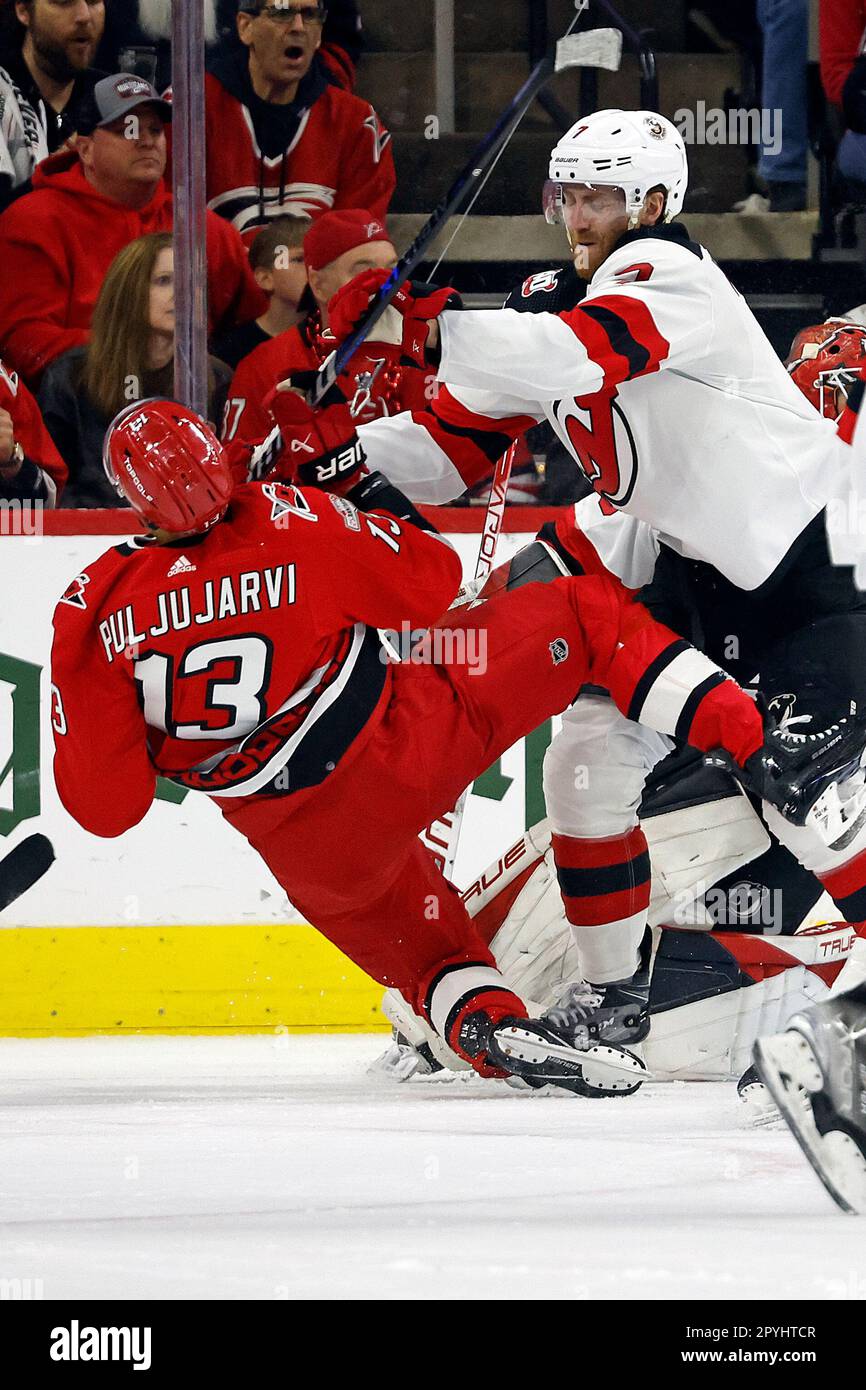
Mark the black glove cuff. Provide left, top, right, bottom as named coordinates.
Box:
left=346, top=471, right=439, bottom=533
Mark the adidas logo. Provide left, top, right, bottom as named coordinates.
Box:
left=167, top=555, right=196, bottom=577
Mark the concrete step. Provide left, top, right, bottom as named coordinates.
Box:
left=384, top=212, right=820, bottom=267
left=357, top=50, right=743, bottom=135
left=361, top=0, right=687, bottom=54
left=390, top=131, right=750, bottom=215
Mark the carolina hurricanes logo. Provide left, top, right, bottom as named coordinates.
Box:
left=552, top=394, right=639, bottom=512
left=59, top=572, right=90, bottom=610
left=263, top=481, right=317, bottom=523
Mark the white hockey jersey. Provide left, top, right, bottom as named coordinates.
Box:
left=357, top=226, right=842, bottom=591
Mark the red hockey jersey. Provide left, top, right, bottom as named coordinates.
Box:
left=202, top=54, right=395, bottom=243
left=50, top=482, right=461, bottom=838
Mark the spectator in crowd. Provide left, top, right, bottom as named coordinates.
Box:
left=0, top=71, right=266, bottom=388
left=204, top=1, right=394, bottom=243
left=735, top=0, right=809, bottom=212
left=223, top=207, right=429, bottom=463
left=212, top=213, right=311, bottom=369
left=821, top=0, right=866, bottom=186
left=0, top=0, right=105, bottom=207
left=98, top=1, right=362, bottom=94
left=0, top=356, right=66, bottom=502
left=39, top=232, right=232, bottom=509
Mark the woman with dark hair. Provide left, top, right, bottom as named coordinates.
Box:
left=39, top=231, right=231, bottom=507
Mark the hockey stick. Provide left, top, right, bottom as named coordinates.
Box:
left=248, top=12, right=622, bottom=477
left=0, top=833, right=55, bottom=913
left=421, top=443, right=518, bottom=879
left=310, top=22, right=622, bottom=406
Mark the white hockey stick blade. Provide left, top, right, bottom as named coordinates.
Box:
left=556, top=28, right=623, bottom=74
left=754, top=1032, right=866, bottom=1214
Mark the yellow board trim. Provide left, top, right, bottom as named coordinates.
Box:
left=0, top=924, right=390, bottom=1037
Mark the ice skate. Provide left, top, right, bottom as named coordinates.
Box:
left=458, top=1010, right=649, bottom=1098
left=753, top=985, right=866, bottom=1213
left=543, top=929, right=652, bottom=1046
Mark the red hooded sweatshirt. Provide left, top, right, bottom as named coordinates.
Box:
left=0, top=152, right=267, bottom=388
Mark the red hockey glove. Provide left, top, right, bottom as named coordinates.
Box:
left=263, top=381, right=368, bottom=494
left=328, top=269, right=462, bottom=368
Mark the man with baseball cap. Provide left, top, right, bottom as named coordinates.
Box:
left=223, top=207, right=433, bottom=467
left=75, top=70, right=172, bottom=134
left=0, top=72, right=266, bottom=387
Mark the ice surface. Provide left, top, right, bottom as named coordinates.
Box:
left=0, top=1035, right=862, bottom=1301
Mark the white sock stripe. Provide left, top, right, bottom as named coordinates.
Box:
left=636, top=647, right=723, bottom=735
left=428, top=965, right=511, bottom=1039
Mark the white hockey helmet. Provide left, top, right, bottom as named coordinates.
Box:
left=544, top=109, right=688, bottom=229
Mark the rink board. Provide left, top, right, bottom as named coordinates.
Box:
left=0, top=509, right=563, bottom=1035
left=0, top=923, right=388, bottom=1037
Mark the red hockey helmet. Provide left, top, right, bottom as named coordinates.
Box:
left=786, top=320, right=866, bottom=419
left=103, top=399, right=233, bottom=533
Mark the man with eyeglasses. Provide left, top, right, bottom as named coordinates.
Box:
left=203, top=0, right=395, bottom=243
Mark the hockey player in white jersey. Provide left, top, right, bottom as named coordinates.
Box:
left=262, top=108, right=866, bottom=1056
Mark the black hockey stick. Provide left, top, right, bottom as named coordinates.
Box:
left=248, top=9, right=622, bottom=476
left=0, top=832, right=55, bottom=913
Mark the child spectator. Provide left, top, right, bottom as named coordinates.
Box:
left=0, top=72, right=265, bottom=387
left=212, top=213, right=311, bottom=369
left=204, top=2, right=394, bottom=242
left=0, top=0, right=105, bottom=206
left=38, top=232, right=231, bottom=508
left=0, top=356, right=66, bottom=503
left=223, top=207, right=432, bottom=459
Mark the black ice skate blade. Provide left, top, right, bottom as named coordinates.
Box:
left=753, top=1033, right=866, bottom=1215
left=492, top=1024, right=649, bottom=1099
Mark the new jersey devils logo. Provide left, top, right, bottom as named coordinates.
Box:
left=552, top=394, right=639, bottom=512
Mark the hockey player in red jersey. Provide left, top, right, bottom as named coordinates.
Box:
left=262, top=108, right=866, bottom=1051
left=51, top=398, right=772, bottom=1095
